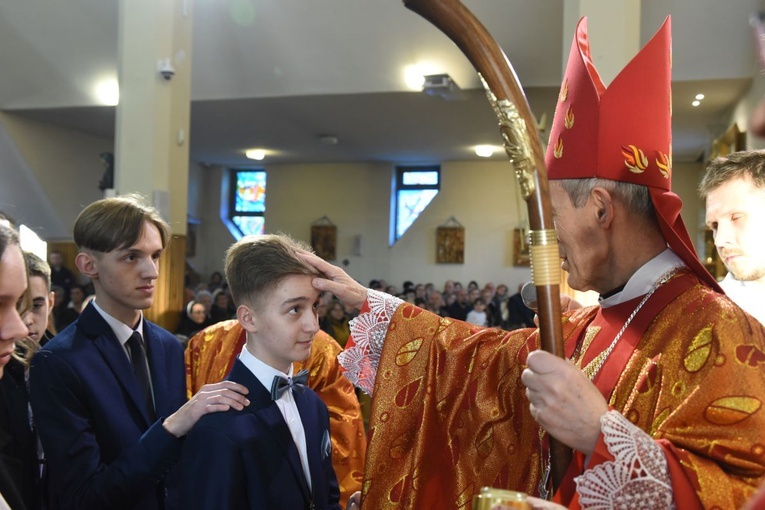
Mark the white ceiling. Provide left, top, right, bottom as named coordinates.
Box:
left=1, top=0, right=761, bottom=166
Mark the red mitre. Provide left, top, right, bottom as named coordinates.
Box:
left=545, top=16, right=721, bottom=291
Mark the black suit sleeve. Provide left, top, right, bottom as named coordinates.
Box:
left=29, top=350, right=183, bottom=510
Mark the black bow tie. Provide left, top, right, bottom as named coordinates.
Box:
left=270, top=369, right=309, bottom=401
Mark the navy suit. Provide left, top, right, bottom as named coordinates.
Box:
left=29, top=303, right=187, bottom=510
left=179, top=359, right=341, bottom=510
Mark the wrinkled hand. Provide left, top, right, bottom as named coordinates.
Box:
left=298, top=251, right=368, bottom=310
left=162, top=381, right=250, bottom=437
left=521, top=350, right=607, bottom=455
left=346, top=491, right=361, bottom=510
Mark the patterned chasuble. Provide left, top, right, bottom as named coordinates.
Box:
left=348, top=269, right=765, bottom=509
left=184, top=320, right=367, bottom=508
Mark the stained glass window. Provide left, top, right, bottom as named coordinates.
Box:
left=229, top=170, right=266, bottom=238
left=392, top=166, right=440, bottom=243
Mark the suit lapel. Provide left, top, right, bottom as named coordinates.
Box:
left=227, top=361, right=312, bottom=505
left=80, top=304, right=153, bottom=426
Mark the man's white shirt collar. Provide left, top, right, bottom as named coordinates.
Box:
left=91, top=298, right=145, bottom=349
left=599, top=249, right=685, bottom=308
left=238, top=344, right=294, bottom=395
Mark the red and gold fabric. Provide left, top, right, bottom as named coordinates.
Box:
left=343, top=273, right=765, bottom=509
left=185, top=320, right=367, bottom=507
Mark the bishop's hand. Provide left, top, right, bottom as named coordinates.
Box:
left=521, top=350, right=608, bottom=455
left=298, top=251, right=368, bottom=310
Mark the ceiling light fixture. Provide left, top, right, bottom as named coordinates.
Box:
left=692, top=100, right=701, bottom=107
left=475, top=145, right=495, bottom=158
left=245, top=149, right=266, bottom=160
left=695, top=93, right=705, bottom=100
left=403, top=62, right=439, bottom=91
left=94, top=78, right=119, bottom=106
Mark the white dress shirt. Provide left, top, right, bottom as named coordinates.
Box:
left=720, top=273, right=765, bottom=325
left=238, top=346, right=312, bottom=492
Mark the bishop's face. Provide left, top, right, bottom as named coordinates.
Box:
left=550, top=181, right=610, bottom=293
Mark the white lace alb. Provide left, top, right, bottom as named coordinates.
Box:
left=575, top=410, right=675, bottom=509
left=337, top=289, right=404, bottom=396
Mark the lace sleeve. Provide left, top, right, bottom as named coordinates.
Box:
left=337, top=289, right=404, bottom=396
left=575, top=410, right=675, bottom=509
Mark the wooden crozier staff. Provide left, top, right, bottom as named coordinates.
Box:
left=403, top=0, right=571, bottom=495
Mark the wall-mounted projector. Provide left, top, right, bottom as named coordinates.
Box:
left=422, top=73, right=462, bottom=100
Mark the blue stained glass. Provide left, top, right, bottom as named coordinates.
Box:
left=402, top=171, right=438, bottom=186
left=397, top=189, right=437, bottom=238
left=232, top=215, right=265, bottom=237
left=235, top=171, right=266, bottom=213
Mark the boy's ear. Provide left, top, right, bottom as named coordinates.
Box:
left=237, top=304, right=258, bottom=333
left=75, top=252, right=98, bottom=279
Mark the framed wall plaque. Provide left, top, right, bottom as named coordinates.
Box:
left=513, top=227, right=530, bottom=267
left=436, top=217, right=464, bottom=264
left=311, top=216, right=337, bottom=261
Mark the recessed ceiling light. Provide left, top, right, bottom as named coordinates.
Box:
left=475, top=145, right=495, bottom=158
left=94, top=78, right=119, bottom=106
left=245, top=149, right=266, bottom=160
left=695, top=93, right=705, bottom=100
left=692, top=100, right=701, bottom=107
left=403, top=62, right=439, bottom=91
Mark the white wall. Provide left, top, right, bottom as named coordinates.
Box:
left=0, top=113, right=108, bottom=240
left=190, top=159, right=706, bottom=292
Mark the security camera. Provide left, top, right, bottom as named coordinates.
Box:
left=157, top=59, right=175, bottom=81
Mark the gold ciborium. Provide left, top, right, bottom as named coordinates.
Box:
left=472, top=487, right=531, bottom=510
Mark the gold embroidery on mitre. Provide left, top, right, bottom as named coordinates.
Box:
left=559, top=79, right=568, bottom=103
left=554, top=137, right=564, bottom=159
left=564, top=106, right=574, bottom=129
left=684, top=326, right=713, bottom=372
left=656, top=151, right=672, bottom=179
left=704, top=396, right=762, bottom=425
left=622, top=145, right=648, bottom=173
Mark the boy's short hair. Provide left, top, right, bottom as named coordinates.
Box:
left=24, top=252, right=52, bottom=289
left=225, top=234, right=318, bottom=309
left=73, top=194, right=170, bottom=253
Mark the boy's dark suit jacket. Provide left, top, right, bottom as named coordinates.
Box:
left=179, top=359, right=341, bottom=510
left=29, top=303, right=186, bottom=510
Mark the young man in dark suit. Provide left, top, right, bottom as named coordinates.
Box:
left=179, top=234, right=359, bottom=510
left=29, top=195, right=250, bottom=510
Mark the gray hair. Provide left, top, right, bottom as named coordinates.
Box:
left=558, top=178, right=657, bottom=223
